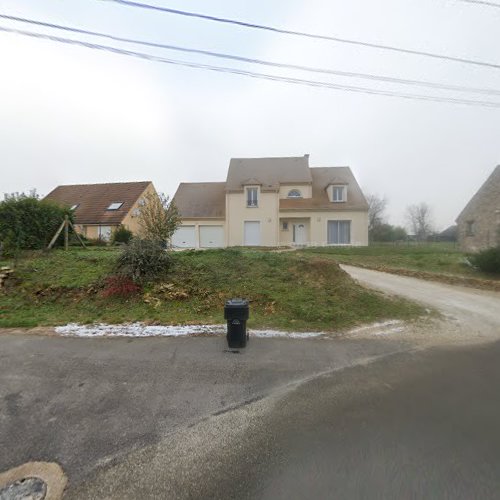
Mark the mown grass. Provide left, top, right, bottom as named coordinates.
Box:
left=300, top=243, right=499, bottom=281
left=0, top=247, right=425, bottom=330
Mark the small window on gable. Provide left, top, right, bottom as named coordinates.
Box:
left=70, top=204, right=79, bottom=211
left=107, top=202, right=123, bottom=210
left=466, top=221, right=475, bottom=236
left=332, top=186, right=346, bottom=202
left=287, top=189, right=302, bottom=198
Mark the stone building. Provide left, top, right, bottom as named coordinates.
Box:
left=456, top=165, right=500, bottom=252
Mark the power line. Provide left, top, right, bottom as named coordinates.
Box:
left=3, top=14, right=500, bottom=97
left=1, top=25, right=499, bottom=108
left=99, top=0, right=500, bottom=71
left=458, top=0, right=500, bottom=8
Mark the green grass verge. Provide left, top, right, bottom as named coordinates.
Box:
left=300, top=243, right=499, bottom=281
left=0, top=247, right=425, bottom=330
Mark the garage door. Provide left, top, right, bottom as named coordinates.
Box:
left=244, top=221, right=261, bottom=246
left=199, top=225, right=224, bottom=248
left=172, top=226, right=196, bottom=248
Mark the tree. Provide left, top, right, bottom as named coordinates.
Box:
left=406, top=203, right=433, bottom=241
left=137, top=191, right=180, bottom=244
left=371, top=223, right=407, bottom=242
left=0, top=191, right=72, bottom=256
left=366, top=194, right=387, bottom=241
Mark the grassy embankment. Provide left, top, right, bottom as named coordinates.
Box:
left=300, top=243, right=500, bottom=290
left=0, top=247, right=425, bottom=330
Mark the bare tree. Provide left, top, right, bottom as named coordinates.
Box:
left=137, top=191, right=180, bottom=244
left=366, top=194, right=387, bottom=237
left=406, top=203, right=433, bottom=241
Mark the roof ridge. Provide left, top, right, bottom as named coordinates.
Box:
left=55, top=181, right=151, bottom=188
left=230, top=155, right=307, bottom=161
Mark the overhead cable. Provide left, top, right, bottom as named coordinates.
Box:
left=99, top=0, right=500, bottom=70
left=2, top=25, right=500, bottom=108
left=2, top=13, right=500, bottom=97
left=458, top=0, right=500, bottom=8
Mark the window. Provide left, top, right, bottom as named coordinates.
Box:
left=107, top=202, right=123, bottom=210
left=282, top=222, right=289, bottom=231
left=332, top=186, right=346, bottom=202
left=328, top=220, right=351, bottom=244
left=287, top=189, right=302, bottom=198
left=246, top=188, right=258, bottom=207
left=70, top=204, right=79, bottom=210
left=466, top=221, right=475, bottom=236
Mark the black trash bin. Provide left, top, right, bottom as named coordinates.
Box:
left=224, top=298, right=249, bottom=348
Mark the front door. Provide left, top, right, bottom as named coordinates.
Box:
left=293, top=223, right=306, bottom=244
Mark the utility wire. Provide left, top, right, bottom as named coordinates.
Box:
left=1, top=25, right=499, bottom=108
left=458, top=0, right=500, bottom=7
left=2, top=13, right=500, bottom=97
left=99, top=0, right=500, bottom=70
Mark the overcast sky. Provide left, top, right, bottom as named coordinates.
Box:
left=1, top=0, right=499, bottom=230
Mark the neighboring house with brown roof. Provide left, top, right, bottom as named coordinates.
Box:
left=44, top=181, right=156, bottom=241
left=172, top=155, right=368, bottom=248
left=456, top=165, right=500, bottom=252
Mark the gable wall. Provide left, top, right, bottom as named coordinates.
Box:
left=457, top=171, right=500, bottom=252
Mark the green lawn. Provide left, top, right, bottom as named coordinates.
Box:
left=0, top=247, right=425, bottom=330
left=300, top=243, right=499, bottom=283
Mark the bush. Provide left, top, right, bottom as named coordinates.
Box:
left=0, top=192, right=72, bottom=256
left=468, top=247, right=500, bottom=274
left=112, top=225, right=133, bottom=245
left=102, top=275, right=142, bottom=298
left=115, top=238, right=171, bottom=283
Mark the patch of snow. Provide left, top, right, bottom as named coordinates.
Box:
left=251, top=329, right=324, bottom=339
left=55, top=323, right=226, bottom=338
left=348, top=320, right=404, bottom=334
left=54, top=323, right=325, bottom=339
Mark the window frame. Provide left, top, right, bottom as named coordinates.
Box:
left=287, top=189, right=302, bottom=198
left=107, top=202, right=124, bottom=211
left=327, top=220, right=351, bottom=245
left=246, top=187, right=258, bottom=208
left=465, top=220, right=475, bottom=237
left=331, top=185, right=346, bottom=203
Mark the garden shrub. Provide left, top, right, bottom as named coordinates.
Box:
left=468, top=247, right=500, bottom=274
left=102, top=275, right=142, bottom=298
left=112, top=225, right=133, bottom=245
left=115, top=238, right=171, bottom=283
left=0, top=193, right=72, bottom=256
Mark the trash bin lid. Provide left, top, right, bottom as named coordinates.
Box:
left=225, top=298, right=249, bottom=307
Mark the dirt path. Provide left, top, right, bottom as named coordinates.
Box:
left=342, top=264, right=500, bottom=341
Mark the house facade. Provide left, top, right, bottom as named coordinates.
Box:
left=172, top=155, right=369, bottom=248
left=44, top=181, right=156, bottom=240
left=456, top=165, right=500, bottom=252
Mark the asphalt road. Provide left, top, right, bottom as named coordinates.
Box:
left=2, top=268, right=500, bottom=499
left=0, top=333, right=411, bottom=490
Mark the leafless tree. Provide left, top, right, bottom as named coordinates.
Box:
left=137, top=191, right=180, bottom=244
left=406, top=203, right=434, bottom=241
left=366, top=194, right=388, bottom=233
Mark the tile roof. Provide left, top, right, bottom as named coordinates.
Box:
left=226, top=156, right=312, bottom=192
left=279, top=167, right=369, bottom=211
left=172, top=182, right=226, bottom=218
left=44, top=181, right=152, bottom=224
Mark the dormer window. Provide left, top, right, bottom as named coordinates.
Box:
left=287, top=189, right=302, bottom=198
left=107, top=202, right=123, bottom=210
left=246, top=187, right=258, bottom=207
left=332, top=186, right=346, bottom=202
left=70, top=204, right=79, bottom=210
